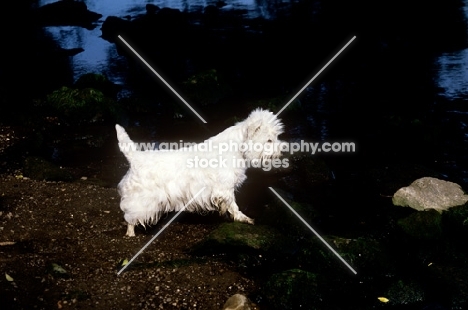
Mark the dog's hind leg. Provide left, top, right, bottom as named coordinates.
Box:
left=126, top=224, right=136, bottom=237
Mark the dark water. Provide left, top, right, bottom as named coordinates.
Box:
left=433, top=47, right=468, bottom=185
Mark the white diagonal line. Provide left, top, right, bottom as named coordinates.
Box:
left=118, top=35, right=207, bottom=124
left=268, top=187, right=357, bottom=275
left=117, top=187, right=206, bottom=275
left=274, top=36, right=356, bottom=119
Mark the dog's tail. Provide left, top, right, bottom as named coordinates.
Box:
left=116, top=124, right=137, bottom=160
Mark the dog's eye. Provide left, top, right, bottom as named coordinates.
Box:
left=267, top=139, right=272, bottom=143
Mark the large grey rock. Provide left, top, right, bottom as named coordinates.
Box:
left=222, top=294, right=251, bottom=310
left=393, top=177, right=468, bottom=212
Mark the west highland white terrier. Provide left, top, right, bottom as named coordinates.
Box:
left=116, top=108, right=284, bottom=236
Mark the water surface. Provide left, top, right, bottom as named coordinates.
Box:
left=436, top=48, right=468, bottom=99
left=38, top=0, right=291, bottom=83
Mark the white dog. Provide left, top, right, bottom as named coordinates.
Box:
left=116, top=108, right=284, bottom=236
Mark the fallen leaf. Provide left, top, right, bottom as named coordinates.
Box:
left=121, top=259, right=129, bottom=266
left=0, top=241, right=16, bottom=246
left=51, top=263, right=67, bottom=274
left=378, top=297, right=389, bottom=303
left=5, top=273, right=14, bottom=282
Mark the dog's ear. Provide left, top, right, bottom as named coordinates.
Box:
left=246, top=119, right=263, bottom=140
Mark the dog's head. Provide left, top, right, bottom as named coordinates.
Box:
left=240, top=108, right=285, bottom=162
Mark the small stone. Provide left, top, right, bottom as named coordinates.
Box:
left=222, top=294, right=251, bottom=310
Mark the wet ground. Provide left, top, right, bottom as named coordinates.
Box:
left=0, top=175, right=260, bottom=309
left=0, top=125, right=262, bottom=309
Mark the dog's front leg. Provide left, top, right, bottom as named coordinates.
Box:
left=228, top=201, right=254, bottom=224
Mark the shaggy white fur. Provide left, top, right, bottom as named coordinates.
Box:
left=116, top=108, right=284, bottom=236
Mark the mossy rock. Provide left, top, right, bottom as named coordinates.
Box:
left=324, top=236, right=391, bottom=274
left=397, top=209, right=442, bottom=239
left=204, top=222, right=280, bottom=251
left=442, top=203, right=468, bottom=235
left=425, top=262, right=468, bottom=308
left=45, top=86, right=118, bottom=123
left=384, top=279, right=425, bottom=306
left=181, top=69, right=231, bottom=106
left=74, top=73, right=118, bottom=98
left=192, top=222, right=283, bottom=270
left=263, top=269, right=321, bottom=310
left=23, top=156, right=73, bottom=181
left=294, top=236, right=391, bottom=276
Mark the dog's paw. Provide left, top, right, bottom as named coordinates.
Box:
left=245, top=217, right=255, bottom=225
left=233, top=212, right=255, bottom=225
